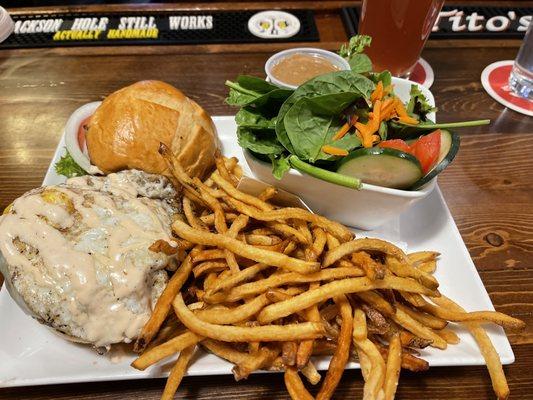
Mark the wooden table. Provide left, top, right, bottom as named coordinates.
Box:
left=0, top=1, right=531, bottom=399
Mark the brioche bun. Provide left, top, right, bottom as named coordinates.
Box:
left=86, top=80, right=218, bottom=179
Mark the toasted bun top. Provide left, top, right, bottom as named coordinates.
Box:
left=86, top=80, right=218, bottom=179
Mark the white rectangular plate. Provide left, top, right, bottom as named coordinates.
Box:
left=0, top=116, right=514, bottom=388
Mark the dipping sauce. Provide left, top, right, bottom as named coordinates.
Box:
left=271, top=53, right=341, bottom=86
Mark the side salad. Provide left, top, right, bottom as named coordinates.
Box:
left=226, top=36, right=489, bottom=190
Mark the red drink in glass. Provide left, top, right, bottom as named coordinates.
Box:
left=358, top=0, right=444, bottom=77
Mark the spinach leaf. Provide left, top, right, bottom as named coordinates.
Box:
left=226, top=83, right=261, bottom=106
left=251, top=88, right=293, bottom=109
left=236, top=127, right=285, bottom=155
left=349, top=54, right=372, bottom=74
left=406, top=84, right=436, bottom=121
left=235, top=108, right=277, bottom=129
left=283, top=92, right=364, bottom=162
left=378, top=121, right=388, bottom=141
left=339, top=35, right=372, bottom=59
left=225, top=76, right=291, bottom=108
left=369, top=70, right=392, bottom=88
left=236, top=75, right=281, bottom=93
left=269, top=154, right=291, bottom=179
left=275, top=70, right=374, bottom=154
left=318, top=132, right=362, bottom=161
left=388, top=119, right=491, bottom=140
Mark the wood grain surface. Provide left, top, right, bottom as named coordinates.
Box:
left=0, top=1, right=532, bottom=399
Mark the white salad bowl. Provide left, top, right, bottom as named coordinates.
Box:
left=244, top=77, right=437, bottom=230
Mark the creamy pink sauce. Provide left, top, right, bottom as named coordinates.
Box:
left=0, top=173, right=176, bottom=347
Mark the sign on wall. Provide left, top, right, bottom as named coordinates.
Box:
left=342, top=6, right=532, bottom=39
left=0, top=10, right=318, bottom=48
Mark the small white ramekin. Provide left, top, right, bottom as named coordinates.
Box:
left=265, top=47, right=351, bottom=89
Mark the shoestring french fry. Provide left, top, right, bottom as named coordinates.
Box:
left=220, top=268, right=369, bottom=304
left=172, top=219, right=320, bottom=274
left=223, top=196, right=353, bottom=242
left=323, top=237, right=410, bottom=268
left=132, top=157, right=524, bottom=400
left=383, top=333, right=402, bottom=400
left=296, top=283, right=320, bottom=369
left=424, top=297, right=525, bottom=330
left=392, top=307, right=447, bottom=349
left=132, top=330, right=203, bottom=370
left=285, top=367, right=315, bottom=400
left=395, top=303, right=448, bottom=330
left=300, top=361, right=321, bottom=385
left=215, top=154, right=238, bottom=187
left=435, top=327, right=461, bottom=345
left=282, top=341, right=298, bottom=367
left=192, top=261, right=228, bottom=278
left=173, top=294, right=325, bottom=342
left=316, top=295, right=353, bottom=400
left=182, top=196, right=208, bottom=231
left=352, top=308, right=386, bottom=400
left=194, top=294, right=270, bottom=325
left=385, top=255, right=439, bottom=291
left=351, top=251, right=386, bottom=280
left=134, top=253, right=196, bottom=353
left=211, top=171, right=273, bottom=211
left=161, top=345, right=196, bottom=400
left=431, top=294, right=511, bottom=400
left=257, top=276, right=436, bottom=324
left=258, top=186, right=278, bottom=202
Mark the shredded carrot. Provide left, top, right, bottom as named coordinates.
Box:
left=322, top=145, right=348, bottom=156
left=355, top=121, right=370, bottom=136
left=370, top=81, right=384, bottom=102
left=398, top=116, right=419, bottom=124
left=380, top=98, right=394, bottom=114
left=372, top=100, right=382, bottom=126
left=356, top=99, right=382, bottom=148
left=332, top=122, right=351, bottom=141
left=383, top=85, right=393, bottom=96
left=394, top=97, right=419, bottom=125
left=350, top=115, right=359, bottom=126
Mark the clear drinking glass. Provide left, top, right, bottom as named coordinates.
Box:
left=358, top=0, right=444, bottom=77
left=509, top=23, right=533, bottom=100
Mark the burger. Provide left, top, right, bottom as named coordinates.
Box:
left=0, top=170, right=182, bottom=348
left=67, top=80, right=219, bottom=180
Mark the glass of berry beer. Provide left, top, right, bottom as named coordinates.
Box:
left=358, top=0, right=445, bottom=77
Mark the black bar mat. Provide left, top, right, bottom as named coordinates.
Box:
left=0, top=9, right=318, bottom=49
left=342, top=6, right=531, bottom=39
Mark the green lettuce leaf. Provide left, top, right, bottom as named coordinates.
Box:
left=55, top=149, right=87, bottom=178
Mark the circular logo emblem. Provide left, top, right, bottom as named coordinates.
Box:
left=248, top=10, right=300, bottom=39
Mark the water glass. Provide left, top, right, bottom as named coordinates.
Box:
left=509, top=23, right=533, bottom=100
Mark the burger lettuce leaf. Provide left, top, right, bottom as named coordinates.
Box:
left=55, top=149, right=87, bottom=178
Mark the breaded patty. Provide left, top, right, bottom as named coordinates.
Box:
left=0, top=170, right=181, bottom=347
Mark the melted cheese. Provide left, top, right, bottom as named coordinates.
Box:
left=0, top=172, right=177, bottom=347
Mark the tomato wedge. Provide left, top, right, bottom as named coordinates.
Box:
left=378, top=139, right=414, bottom=155
left=411, top=130, right=441, bottom=174
left=78, top=116, right=91, bottom=150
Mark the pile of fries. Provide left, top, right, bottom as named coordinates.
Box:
left=131, top=147, right=524, bottom=400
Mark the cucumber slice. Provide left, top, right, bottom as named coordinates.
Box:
left=337, top=147, right=422, bottom=189
left=411, top=129, right=460, bottom=190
